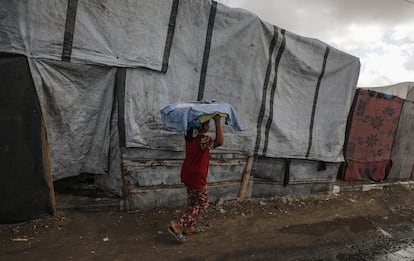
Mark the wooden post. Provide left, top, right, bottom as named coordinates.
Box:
left=41, top=116, right=57, bottom=216
left=238, top=156, right=254, bottom=200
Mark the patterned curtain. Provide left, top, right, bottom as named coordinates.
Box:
left=343, top=89, right=403, bottom=181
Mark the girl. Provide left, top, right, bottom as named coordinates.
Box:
left=168, top=114, right=224, bottom=242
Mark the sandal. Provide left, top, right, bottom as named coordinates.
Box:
left=183, top=225, right=205, bottom=235
left=168, top=224, right=186, bottom=242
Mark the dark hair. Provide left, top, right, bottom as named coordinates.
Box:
left=185, top=121, right=209, bottom=142
left=185, top=127, right=195, bottom=142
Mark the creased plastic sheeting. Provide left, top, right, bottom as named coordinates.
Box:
left=29, top=58, right=116, bottom=180
left=124, top=0, right=259, bottom=152
left=124, top=0, right=219, bottom=150
left=0, top=0, right=67, bottom=58
left=202, top=5, right=275, bottom=155
left=0, top=0, right=173, bottom=71
left=206, top=12, right=359, bottom=162
left=388, top=101, right=414, bottom=180
left=124, top=0, right=360, bottom=162
left=72, top=0, right=173, bottom=69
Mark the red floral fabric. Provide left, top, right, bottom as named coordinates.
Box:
left=343, top=89, right=403, bottom=181
left=176, top=185, right=209, bottom=230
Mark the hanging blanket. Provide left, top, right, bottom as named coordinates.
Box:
left=343, top=89, right=403, bottom=181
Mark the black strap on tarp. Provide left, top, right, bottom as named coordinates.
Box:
left=197, top=1, right=217, bottom=101
left=262, top=29, right=286, bottom=154
left=161, top=0, right=180, bottom=73
left=283, top=159, right=291, bottom=187
left=306, top=46, right=330, bottom=158
left=116, top=68, right=127, bottom=147
left=62, top=0, right=79, bottom=62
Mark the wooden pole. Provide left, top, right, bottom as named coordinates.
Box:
left=41, top=116, right=57, bottom=216
left=238, top=156, right=254, bottom=200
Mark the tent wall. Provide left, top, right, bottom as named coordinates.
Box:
left=407, top=87, right=414, bottom=102
left=29, top=58, right=117, bottom=180
left=342, top=89, right=403, bottom=181
left=388, top=100, right=414, bottom=180
left=1, top=0, right=361, bottom=213
left=0, top=0, right=176, bottom=71
left=124, top=0, right=360, bottom=163
left=94, top=71, right=124, bottom=196
left=252, top=157, right=338, bottom=198
left=120, top=0, right=359, bottom=208
left=121, top=148, right=252, bottom=210
left=0, top=54, right=53, bottom=223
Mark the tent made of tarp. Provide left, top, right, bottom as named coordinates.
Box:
left=390, top=99, right=414, bottom=180
left=1, top=0, right=360, bottom=221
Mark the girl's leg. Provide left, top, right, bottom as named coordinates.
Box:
left=171, top=186, right=195, bottom=232
left=180, top=185, right=208, bottom=230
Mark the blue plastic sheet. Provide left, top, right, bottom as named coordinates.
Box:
left=160, top=99, right=243, bottom=132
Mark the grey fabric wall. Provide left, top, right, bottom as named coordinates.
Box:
left=2, top=0, right=359, bottom=183
left=389, top=101, right=414, bottom=180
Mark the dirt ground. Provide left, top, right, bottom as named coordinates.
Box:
left=1, top=184, right=414, bottom=261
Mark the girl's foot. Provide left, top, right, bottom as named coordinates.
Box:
left=168, top=222, right=186, bottom=242
left=183, top=225, right=205, bottom=235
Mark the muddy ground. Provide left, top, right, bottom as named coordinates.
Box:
left=1, top=184, right=414, bottom=261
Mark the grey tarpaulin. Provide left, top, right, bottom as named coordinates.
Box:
left=2, top=0, right=360, bottom=181
left=0, top=0, right=174, bottom=71
left=29, top=59, right=116, bottom=180
left=125, top=0, right=360, bottom=162
left=388, top=100, right=414, bottom=180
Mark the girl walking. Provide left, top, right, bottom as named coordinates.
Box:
left=168, top=114, right=224, bottom=242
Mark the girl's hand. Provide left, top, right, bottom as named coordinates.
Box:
left=213, top=114, right=221, bottom=122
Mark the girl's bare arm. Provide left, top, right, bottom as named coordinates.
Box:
left=213, top=115, right=224, bottom=148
